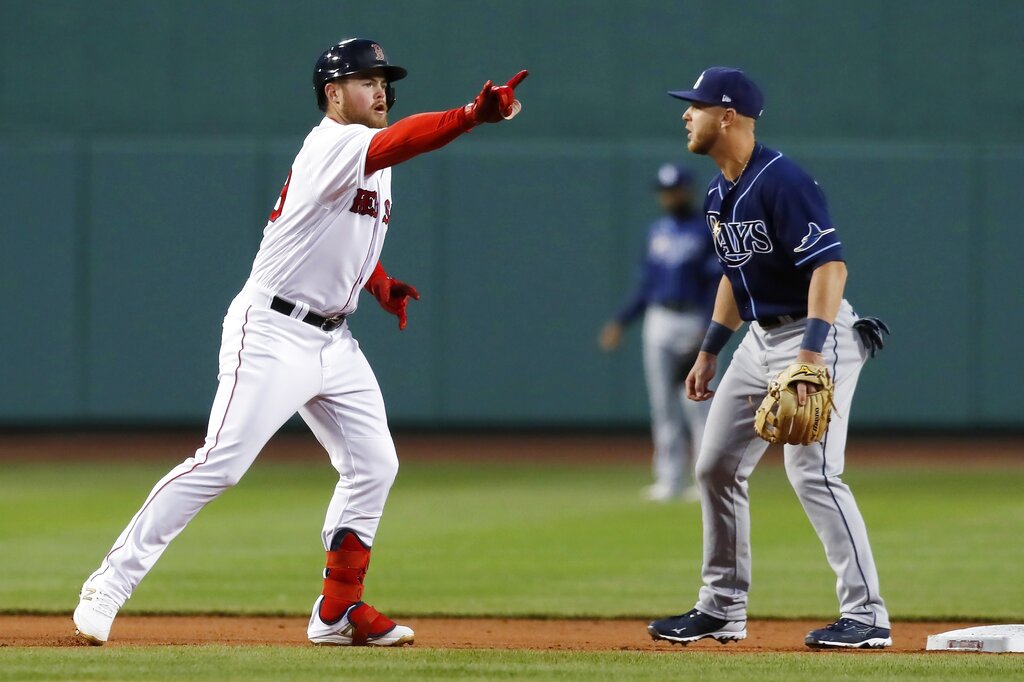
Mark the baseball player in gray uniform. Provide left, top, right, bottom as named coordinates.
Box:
left=646, top=67, right=892, bottom=649
left=600, top=164, right=719, bottom=501
left=72, top=38, right=528, bottom=647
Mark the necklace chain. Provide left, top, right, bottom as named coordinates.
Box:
left=729, top=156, right=751, bottom=187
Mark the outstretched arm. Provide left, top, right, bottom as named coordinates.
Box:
left=365, top=70, right=528, bottom=174
left=365, top=108, right=473, bottom=174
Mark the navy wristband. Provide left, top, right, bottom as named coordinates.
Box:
left=700, top=321, right=734, bottom=356
left=801, top=317, right=832, bottom=354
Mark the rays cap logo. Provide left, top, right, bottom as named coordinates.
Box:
left=668, top=67, right=765, bottom=119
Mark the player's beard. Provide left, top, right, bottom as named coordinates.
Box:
left=365, top=110, right=388, bottom=129
left=342, top=101, right=388, bottom=129
left=687, top=127, right=717, bottom=155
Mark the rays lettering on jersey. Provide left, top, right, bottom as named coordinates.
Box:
left=349, top=189, right=392, bottom=225
left=707, top=213, right=773, bottom=267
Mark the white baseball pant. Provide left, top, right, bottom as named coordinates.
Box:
left=85, top=281, right=398, bottom=607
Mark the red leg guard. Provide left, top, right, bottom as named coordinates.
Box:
left=347, top=603, right=397, bottom=644
left=320, top=530, right=371, bottom=623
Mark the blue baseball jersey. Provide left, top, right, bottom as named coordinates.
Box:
left=616, top=213, right=720, bottom=325
left=704, top=143, right=844, bottom=322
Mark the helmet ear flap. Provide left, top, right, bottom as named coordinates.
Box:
left=385, top=84, right=396, bottom=111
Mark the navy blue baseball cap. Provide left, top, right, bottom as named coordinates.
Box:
left=668, top=67, right=764, bottom=119
left=654, top=163, right=693, bottom=190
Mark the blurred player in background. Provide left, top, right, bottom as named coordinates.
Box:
left=72, top=38, right=527, bottom=648
left=599, top=163, right=719, bottom=502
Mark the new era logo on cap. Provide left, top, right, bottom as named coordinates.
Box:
left=668, top=66, right=765, bottom=119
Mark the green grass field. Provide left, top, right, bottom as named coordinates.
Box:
left=3, top=647, right=1024, bottom=682
left=2, top=449, right=1022, bottom=680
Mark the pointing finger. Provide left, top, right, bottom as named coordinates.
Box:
left=505, top=70, right=528, bottom=89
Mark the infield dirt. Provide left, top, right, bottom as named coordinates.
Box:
left=0, top=616, right=987, bottom=653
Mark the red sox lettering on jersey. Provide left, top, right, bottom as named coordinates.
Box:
left=350, top=188, right=391, bottom=224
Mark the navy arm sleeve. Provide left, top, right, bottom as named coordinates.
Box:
left=614, top=235, right=655, bottom=325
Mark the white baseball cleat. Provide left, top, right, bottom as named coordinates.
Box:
left=307, top=596, right=414, bottom=647
left=73, top=586, right=121, bottom=645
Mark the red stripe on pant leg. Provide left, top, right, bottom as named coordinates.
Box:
left=91, top=305, right=253, bottom=580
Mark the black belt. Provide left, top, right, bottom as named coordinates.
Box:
left=270, top=296, right=347, bottom=331
left=756, top=313, right=807, bottom=330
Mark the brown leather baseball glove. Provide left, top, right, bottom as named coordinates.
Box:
left=754, top=363, right=835, bottom=445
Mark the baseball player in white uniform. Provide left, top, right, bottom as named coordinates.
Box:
left=73, top=38, right=528, bottom=647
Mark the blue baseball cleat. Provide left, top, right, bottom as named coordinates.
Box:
left=648, top=608, right=747, bottom=645
left=805, top=618, right=892, bottom=649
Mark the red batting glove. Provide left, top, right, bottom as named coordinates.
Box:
left=464, top=70, right=529, bottom=125
left=364, top=261, right=421, bottom=330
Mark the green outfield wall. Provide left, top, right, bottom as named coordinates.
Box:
left=2, top=1, right=1022, bottom=428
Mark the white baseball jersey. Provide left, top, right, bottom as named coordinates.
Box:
left=81, top=116, right=402, bottom=611
left=250, top=117, right=392, bottom=316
